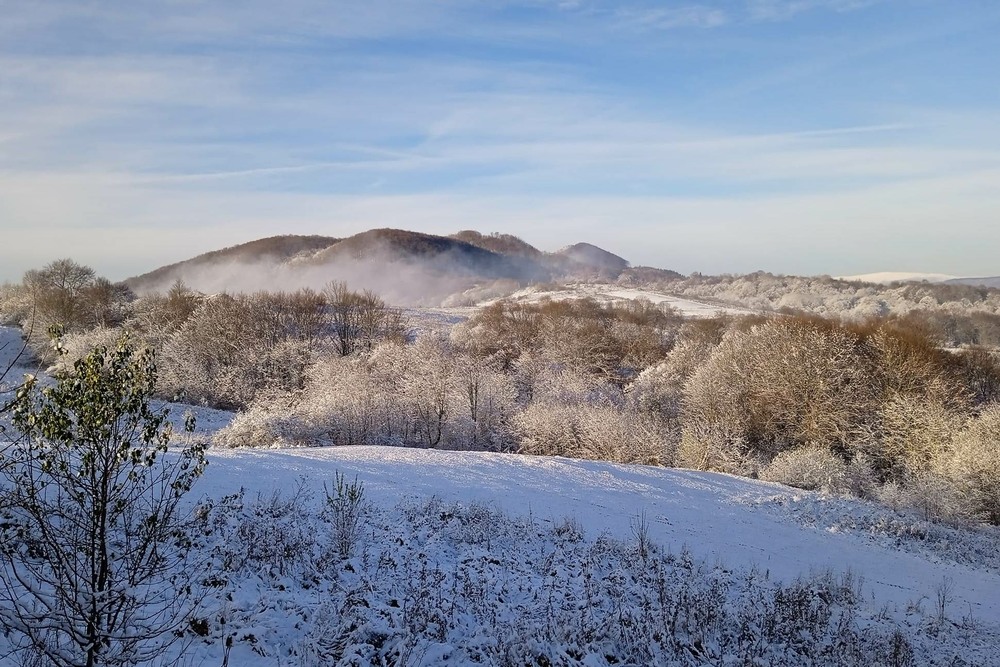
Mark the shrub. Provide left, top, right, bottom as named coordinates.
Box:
left=324, top=472, right=367, bottom=559
left=761, top=447, right=849, bottom=492
left=941, top=405, right=1000, bottom=524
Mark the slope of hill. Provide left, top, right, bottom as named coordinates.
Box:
left=484, top=282, right=753, bottom=318
left=3, top=321, right=997, bottom=665
left=181, top=444, right=1000, bottom=666
left=556, top=242, right=630, bottom=273
left=837, top=271, right=958, bottom=284
left=301, top=228, right=548, bottom=280
left=946, top=276, right=1000, bottom=289
left=449, top=230, right=544, bottom=258
left=126, top=234, right=338, bottom=293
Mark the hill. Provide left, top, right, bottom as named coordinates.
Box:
left=556, top=242, right=630, bottom=274
left=836, top=271, right=958, bottom=284
left=946, top=276, right=1000, bottom=289
left=181, top=443, right=1000, bottom=665
left=125, top=229, right=638, bottom=305
left=3, top=323, right=998, bottom=666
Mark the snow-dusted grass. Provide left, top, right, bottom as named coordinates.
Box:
left=188, top=490, right=942, bottom=666
left=183, top=446, right=1000, bottom=666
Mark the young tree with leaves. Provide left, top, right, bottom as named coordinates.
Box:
left=0, top=336, right=207, bottom=667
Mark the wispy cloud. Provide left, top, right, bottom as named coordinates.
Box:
left=1, top=0, right=997, bottom=281
left=616, top=5, right=729, bottom=30
left=746, top=0, right=883, bottom=22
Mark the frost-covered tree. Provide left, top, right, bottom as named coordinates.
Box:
left=403, top=336, right=457, bottom=448
left=16, top=260, right=133, bottom=358
left=940, top=405, right=1000, bottom=523
left=159, top=293, right=317, bottom=408
left=681, top=318, right=873, bottom=472
left=452, top=354, right=517, bottom=451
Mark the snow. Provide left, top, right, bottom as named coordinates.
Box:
left=198, top=445, right=1000, bottom=627
left=482, top=283, right=753, bottom=318
left=4, top=322, right=1000, bottom=664
left=173, top=444, right=1000, bottom=665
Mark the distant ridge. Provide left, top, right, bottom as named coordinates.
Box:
left=835, top=272, right=1000, bottom=289
left=945, top=276, right=1000, bottom=289
left=449, top=230, right=543, bottom=258
left=123, top=229, right=642, bottom=305
left=836, top=271, right=958, bottom=285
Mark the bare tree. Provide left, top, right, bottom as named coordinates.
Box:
left=324, top=282, right=406, bottom=357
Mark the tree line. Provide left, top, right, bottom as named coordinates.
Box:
left=3, top=258, right=999, bottom=525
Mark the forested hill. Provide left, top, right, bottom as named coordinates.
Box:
left=124, top=229, right=636, bottom=305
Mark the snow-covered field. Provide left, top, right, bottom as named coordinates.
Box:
left=3, top=326, right=1000, bottom=664
left=484, top=283, right=753, bottom=318
left=170, top=446, right=998, bottom=665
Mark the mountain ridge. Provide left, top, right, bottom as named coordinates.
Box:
left=124, top=228, right=639, bottom=305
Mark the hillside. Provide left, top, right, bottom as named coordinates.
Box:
left=3, top=325, right=999, bottom=665
left=947, top=276, right=1000, bottom=289
left=182, top=444, right=999, bottom=665
left=126, top=234, right=339, bottom=293
left=837, top=271, right=958, bottom=284
left=556, top=241, right=630, bottom=273
left=125, top=228, right=638, bottom=306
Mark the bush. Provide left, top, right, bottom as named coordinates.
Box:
left=761, top=447, right=849, bottom=492
left=941, top=405, right=1000, bottom=524
left=324, top=472, right=367, bottom=560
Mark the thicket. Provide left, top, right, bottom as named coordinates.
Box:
left=660, top=271, right=1000, bottom=344
left=4, top=259, right=1000, bottom=525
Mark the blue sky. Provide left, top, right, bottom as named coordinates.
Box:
left=2, top=0, right=999, bottom=281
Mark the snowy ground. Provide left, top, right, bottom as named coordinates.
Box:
left=199, top=446, right=1000, bottom=622
left=4, top=325, right=1000, bottom=664
left=171, top=445, right=999, bottom=665
left=484, top=283, right=754, bottom=318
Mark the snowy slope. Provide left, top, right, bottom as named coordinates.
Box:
left=484, top=283, right=753, bottom=318
left=4, top=324, right=1000, bottom=664
left=199, top=446, right=1000, bottom=628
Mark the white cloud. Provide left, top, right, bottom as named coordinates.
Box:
left=616, top=5, right=729, bottom=30
left=746, top=0, right=883, bottom=22
left=1, top=0, right=995, bottom=283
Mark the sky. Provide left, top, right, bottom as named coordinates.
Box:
left=1, top=0, right=999, bottom=282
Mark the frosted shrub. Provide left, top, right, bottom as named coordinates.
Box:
left=213, top=399, right=315, bottom=448
left=942, top=405, right=1000, bottom=524
left=877, top=472, right=971, bottom=524
left=324, top=472, right=367, bottom=559
left=677, top=417, right=763, bottom=476
left=626, top=359, right=683, bottom=419
left=761, top=447, right=848, bottom=493
left=48, top=326, right=131, bottom=372
left=517, top=401, right=673, bottom=465
left=211, top=486, right=318, bottom=577
left=842, top=453, right=879, bottom=499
